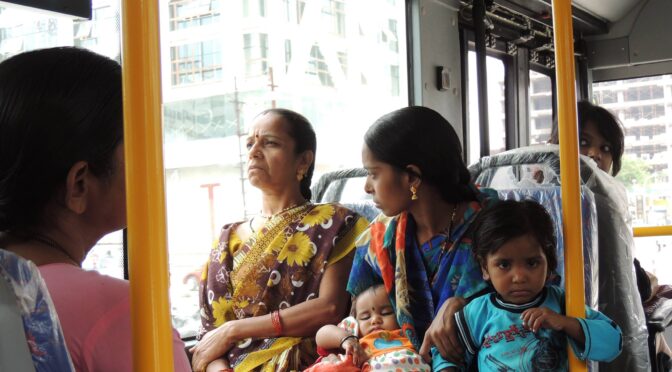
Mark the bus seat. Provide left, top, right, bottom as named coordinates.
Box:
left=311, top=168, right=381, bottom=222
left=0, top=249, right=74, bottom=372
left=494, top=187, right=598, bottom=308
left=469, top=144, right=650, bottom=372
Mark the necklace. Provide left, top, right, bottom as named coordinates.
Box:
left=31, top=233, right=80, bottom=266
left=446, top=203, right=458, bottom=237
left=249, top=200, right=309, bottom=233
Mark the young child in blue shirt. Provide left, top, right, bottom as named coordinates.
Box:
left=435, top=199, right=622, bottom=371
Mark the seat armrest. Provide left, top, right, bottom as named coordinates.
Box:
left=647, top=299, right=672, bottom=332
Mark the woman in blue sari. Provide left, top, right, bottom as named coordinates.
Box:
left=347, top=106, right=498, bottom=366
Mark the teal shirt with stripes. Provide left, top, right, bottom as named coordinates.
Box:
left=434, top=286, right=622, bottom=371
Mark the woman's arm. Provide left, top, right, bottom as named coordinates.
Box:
left=234, top=252, right=353, bottom=338
left=191, top=252, right=354, bottom=371
left=418, top=296, right=466, bottom=364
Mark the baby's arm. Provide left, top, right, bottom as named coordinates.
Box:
left=521, top=307, right=585, bottom=343
left=316, top=324, right=368, bottom=367
left=205, top=358, right=231, bottom=372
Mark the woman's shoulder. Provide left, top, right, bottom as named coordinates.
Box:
left=40, top=265, right=129, bottom=298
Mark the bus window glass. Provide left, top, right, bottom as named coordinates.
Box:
left=467, top=51, right=506, bottom=165
left=0, top=2, right=125, bottom=279
left=160, top=0, right=408, bottom=337
left=529, top=70, right=553, bottom=145
left=593, top=74, right=672, bottom=284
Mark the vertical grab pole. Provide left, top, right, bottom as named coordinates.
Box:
left=551, top=1, right=587, bottom=371
left=121, top=0, right=174, bottom=370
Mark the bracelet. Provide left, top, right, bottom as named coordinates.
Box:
left=339, top=334, right=358, bottom=349
left=271, top=310, right=283, bottom=336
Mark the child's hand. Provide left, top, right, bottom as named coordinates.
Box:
left=342, top=338, right=368, bottom=367
left=205, top=357, right=232, bottom=372
left=521, top=306, right=566, bottom=332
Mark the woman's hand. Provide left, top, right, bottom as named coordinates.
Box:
left=419, top=297, right=466, bottom=365
left=342, top=338, right=368, bottom=367
left=190, top=321, right=239, bottom=372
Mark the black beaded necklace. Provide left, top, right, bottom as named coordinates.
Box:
left=31, top=234, right=80, bottom=266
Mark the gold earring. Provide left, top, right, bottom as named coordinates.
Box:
left=410, top=185, right=418, bottom=200
left=297, top=172, right=304, bottom=181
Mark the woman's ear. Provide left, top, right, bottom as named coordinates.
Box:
left=405, top=164, right=422, bottom=187
left=297, top=151, right=314, bottom=177
left=64, top=161, right=90, bottom=214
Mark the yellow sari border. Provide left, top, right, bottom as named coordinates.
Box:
left=234, top=337, right=302, bottom=371
left=326, top=216, right=370, bottom=266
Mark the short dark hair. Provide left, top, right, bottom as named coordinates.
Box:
left=258, top=108, right=316, bottom=200
left=0, top=47, right=123, bottom=231
left=364, top=106, right=476, bottom=203
left=472, top=199, right=557, bottom=271
left=549, top=100, right=624, bottom=175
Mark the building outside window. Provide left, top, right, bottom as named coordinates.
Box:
left=170, top=40, right=223, bottom=86
left=169, top=0, right=221, bottom=31
left=593, top=74, right=672, bottom=284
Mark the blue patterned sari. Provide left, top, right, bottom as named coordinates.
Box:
left=347, top=186, right=498, bottom=350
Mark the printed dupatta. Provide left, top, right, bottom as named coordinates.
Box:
left=347, top=186, right=498, bottom=350
left=199, top=203, right=368, bottom=371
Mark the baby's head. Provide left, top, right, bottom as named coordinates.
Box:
left=352, top=284, right=399, bottom=336
left=472, top=200, right=558, bottom=304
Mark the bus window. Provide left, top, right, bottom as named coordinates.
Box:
left=160, top=0, right=408, bottom=338
left=0, top=2, right=125, bottom=280
left=467, top=51, right=506, bottom=165
left=529, top=70, right=553, bottom=145
left=594, top=74, right=672, bottom=284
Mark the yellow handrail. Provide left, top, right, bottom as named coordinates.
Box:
left=121, top=0, right=174, bottom=370
left=551, top=1, right=587, bottom=371
left=633, top=225, right=672, bottom=237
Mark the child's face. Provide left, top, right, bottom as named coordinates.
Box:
left=579, top=120, right=613, bottom=174
left=481, top=234, right=549, bottom=304
left=355, top=287, right=399, bottom=336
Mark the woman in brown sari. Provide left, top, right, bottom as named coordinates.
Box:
left=190, top=108, right=368, bottom=372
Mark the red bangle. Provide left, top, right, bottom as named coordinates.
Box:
left=271, top=310, right=283, bottom=336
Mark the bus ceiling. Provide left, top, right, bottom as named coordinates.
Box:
left=465, top=0, right=672, bottom=79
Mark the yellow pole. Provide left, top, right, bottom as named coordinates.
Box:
left=551, top=1, right=587, bottom=371
left=121, top=0, right=174, bottom=370
left=633, top=225, right=672, bottom=237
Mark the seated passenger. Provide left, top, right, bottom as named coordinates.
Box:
left=191, top=109, right=368, bottom=372
left=0, top=47, right=190, bottom=371
left=549, top=100, right=624, bottom=176
left=307, top=284, right=431, bottom=371
left=347, top=106, right=499, bottom=367
left=551, top=100, right=671, bottom=364
left=436, top=200, right=622, bottom=371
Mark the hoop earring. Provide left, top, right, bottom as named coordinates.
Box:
left=410, top=185, right=418, bottom=200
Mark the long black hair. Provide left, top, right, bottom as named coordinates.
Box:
left=258, top=108, right=316, bottom=200
left=0, top=47, right=123, bottom=231
left=364, top=106, right=476, bottom=203
left=472, top=199, right=558, bottom=272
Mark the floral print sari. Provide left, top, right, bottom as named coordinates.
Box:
left=199, top=203, right=368, bottom=371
